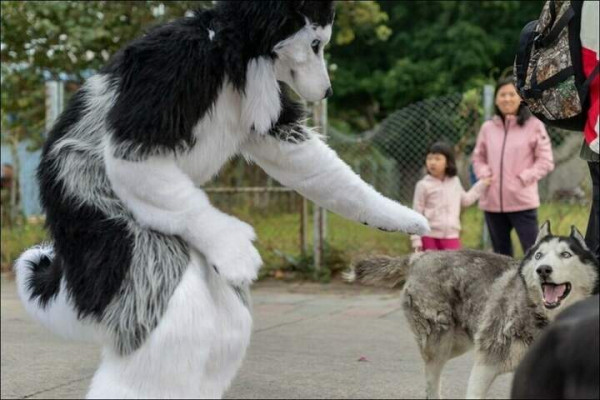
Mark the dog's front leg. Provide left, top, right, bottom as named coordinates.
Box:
left=104, top=149, right=262, bottom=286
left=242, top=131, right=429, bottom=235
left=466, top=361, right=499, bottom=399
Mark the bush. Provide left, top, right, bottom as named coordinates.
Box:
left=1, top=221, right=48, bottom=272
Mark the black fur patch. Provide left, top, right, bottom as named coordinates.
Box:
left=38, top=90, right=134, bottom=321
left=106, top=2, right=333, bottom=160
left=26, top=254, right=61, bottom=308
left=215, top=1, right=334, bottom=60
left=106, top=11, right=223, bottom=160
left=267, top=84, right=308, bottom=142
left=40, top=182, right=134, bottom=320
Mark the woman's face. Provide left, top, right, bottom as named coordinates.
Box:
left=495, top=83, right=521, bottom=116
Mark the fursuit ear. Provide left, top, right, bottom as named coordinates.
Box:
left=288, top=0, right=305, bottom=12
left=570, top=225, right=589, bottom=250
left=534, top=220, right=552, bottom=246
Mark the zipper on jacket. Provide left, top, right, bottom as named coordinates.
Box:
left=499, top=119, right=510, bottom=213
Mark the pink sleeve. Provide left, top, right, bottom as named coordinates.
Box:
left=518, top=123, right=555, bottom=186
left=472, top=126, right=492, bottom=178
left=410, top=181, right=426, bottom=249
left=460, top=179, right=487, bottom=207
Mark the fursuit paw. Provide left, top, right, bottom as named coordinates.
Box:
left=400, top=210, right=430, bottom=236
left=363, top=202, right=430, bottom=236
left=200, top=215, right=263, bottom=286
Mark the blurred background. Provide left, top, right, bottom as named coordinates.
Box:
left=1, top=1, right=590, bottom=281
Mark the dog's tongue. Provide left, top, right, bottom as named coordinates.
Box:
left=543, top=284, right=566, bottom=304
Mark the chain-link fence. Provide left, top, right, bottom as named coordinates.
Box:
left=206, top=89, right=591, bottom=278
left=3, top=86, right=590, bottom=278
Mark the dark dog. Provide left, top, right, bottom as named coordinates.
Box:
left=511, top=295, right=599, bottom=399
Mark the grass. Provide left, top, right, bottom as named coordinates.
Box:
left=1, top=202, right=591, bottom=279
left=1, top=222, right=49, bottom=272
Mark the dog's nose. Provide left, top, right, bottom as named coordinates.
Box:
left=324, top=87, right=333, bottom=99
left=536, top=265, right=553, bottom=278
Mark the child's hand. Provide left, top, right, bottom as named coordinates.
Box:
left=482, top=176, right=492, bottom=186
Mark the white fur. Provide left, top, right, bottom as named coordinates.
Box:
left=521, top=238, right=597, bottom=319
left=51, top=75, right=121, bottom=216
left=242, top=58, right=282, bottom=134
left=273, top=22, right=332, bottom=102
left=105, top=146, right=262, bottom=286
left=87, top=252, right=252, bottom=399
left=20, top=14, right=430, bottom=398
left=242, top=132, right=430, bottom=235
left=466, top=362, right=500, bottom=399
left=14, top=246, right=101, bottom=342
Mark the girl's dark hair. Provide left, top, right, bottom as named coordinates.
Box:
left=427, top=141, right=457, bottom=177
left=494, top=76, right=531, bottom=126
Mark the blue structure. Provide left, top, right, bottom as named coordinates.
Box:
left=1, top=141, right=43, bottom=216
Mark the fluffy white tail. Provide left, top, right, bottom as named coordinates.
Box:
left=14, top=245, right=99, bottom=341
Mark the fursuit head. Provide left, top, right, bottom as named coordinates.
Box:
left=345, top=221, right=598, bottom=399
left=14, top=1, right=429, bottom=399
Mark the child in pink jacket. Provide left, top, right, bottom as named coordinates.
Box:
left=411, top=141, right=490, bottom=252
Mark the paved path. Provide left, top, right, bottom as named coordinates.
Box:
left=1, top=277, right=512, bottom=399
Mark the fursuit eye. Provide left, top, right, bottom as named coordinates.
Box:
left=311, top=39, right=320, bottom=54
left=561, top=251, right=572, bottom=258
left=535, top=252, right=543, bottom=260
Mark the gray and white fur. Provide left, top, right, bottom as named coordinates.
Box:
left=346, top=221, right=599, bottom=399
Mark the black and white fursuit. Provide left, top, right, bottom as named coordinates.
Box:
left=14, top=1, right=429, bottom=398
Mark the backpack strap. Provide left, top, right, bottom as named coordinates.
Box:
left=579, top=63, right=600, bottom=101
left=524, top=66, right=575, bottom=99
left=537, top=5, right=575, bottom=47
left=515, top=20, right=539, bottom=90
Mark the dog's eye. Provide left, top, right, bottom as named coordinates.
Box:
left=560, top=251, right=572, bottom=258
left=311, top=39, right=320, bottom=54
left=534, top=252, right=543, bottom=260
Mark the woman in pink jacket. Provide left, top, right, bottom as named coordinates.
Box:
left=472, top=76, right=554, bottom=256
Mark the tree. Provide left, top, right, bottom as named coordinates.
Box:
left=1, top=1, right=387, bottom=145
left=328, top=0, right=545, bottom=131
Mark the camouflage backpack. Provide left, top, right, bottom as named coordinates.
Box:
left=514, top=0, right=599, bottom=131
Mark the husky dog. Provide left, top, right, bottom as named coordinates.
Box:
left=346, top=222, right=598, bottom=399
left=14, top=1, right=428, bottom=398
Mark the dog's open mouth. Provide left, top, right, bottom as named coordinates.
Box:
left=541, top=282, right=571, bottom=309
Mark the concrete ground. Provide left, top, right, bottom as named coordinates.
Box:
left=1, top=276, right=512, bottom=399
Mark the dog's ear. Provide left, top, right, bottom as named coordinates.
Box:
left=534, top=220, right=552, bottom=246
left=570, top=225, right=589, bottom=250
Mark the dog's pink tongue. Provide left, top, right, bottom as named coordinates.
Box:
left=543, top=284, right=566, bottom=304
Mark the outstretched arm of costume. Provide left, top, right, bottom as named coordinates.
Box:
left=242, top=132, right=429, bottom=235
left=104, top=146, right=261, bottom=285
